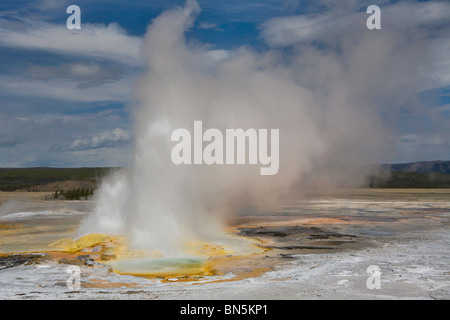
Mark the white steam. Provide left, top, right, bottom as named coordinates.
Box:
left=80, top=0, right=442, bottom=256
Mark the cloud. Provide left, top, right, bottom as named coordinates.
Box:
left=0, top=117, right=32, bottom=149
left=2, top=0, right=449, bottom=171
left=0, top=72, right=133, bottom=102
left=69, top=128, right=132, bottom=151
left=39, top=0, right=69, bottom=10
left=0, top=4, right=141, bottom=167
left=28, top=62, right=123, bottom=89
left=197, top=21, right=218, bottom=30
left=0, top=111, right=132, bottom=167
left=261, top=11, right=351, bottom=46
left=0, top=136, right=18, bottom=148
left=0, top=20, right=143, bottom=66
left=0, top=16, right=142, bottom=104
left=393, top=132, right=450, bottom=162
left=428, top=39, right=450, bottom=90
left=261, top=1, right=450, bottom=47
left=259, top=1, right=450, bottom=108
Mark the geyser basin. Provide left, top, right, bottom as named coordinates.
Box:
left=107, top=257, right=210, bottom=277
left=107, top=235, right=265, bottom=278
left=49, top=231, right=265, bottom=279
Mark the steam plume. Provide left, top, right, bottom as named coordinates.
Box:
left=80, top=0, right=439, bottom=255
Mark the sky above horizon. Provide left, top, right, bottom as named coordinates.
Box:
left=0, top=0, right=449, bottom=167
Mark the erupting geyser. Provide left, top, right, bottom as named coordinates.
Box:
left=79, top=0, right=421, bottom=267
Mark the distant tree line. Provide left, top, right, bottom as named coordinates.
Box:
left=0, top=167, right=115, bottom=191
left=53, top=188, right=94, bottom=200
left=0, top=184, right=36, bottom=191
left=368, top=171, right=450, bottom=188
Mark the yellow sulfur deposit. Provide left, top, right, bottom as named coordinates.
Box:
left=184, top=241, right=232, bottom=257
left=48, top=233, right=127, bottom=261
left=46, top=231, right=265, bottom=280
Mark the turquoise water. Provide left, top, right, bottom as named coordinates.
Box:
left=108, top=256, right=207, bottom=274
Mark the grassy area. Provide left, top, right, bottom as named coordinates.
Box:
left=0, top=167, right=116, bottom=191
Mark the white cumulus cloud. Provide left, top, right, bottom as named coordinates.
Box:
left=69, top=128, right=132, bottom=151
left=0, top=20, right=143, bottom=66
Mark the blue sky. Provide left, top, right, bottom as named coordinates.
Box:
left=0, top=0, right=449, bottom=167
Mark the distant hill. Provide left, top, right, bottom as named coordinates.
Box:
left=369, top=161, right=450, bottom=188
